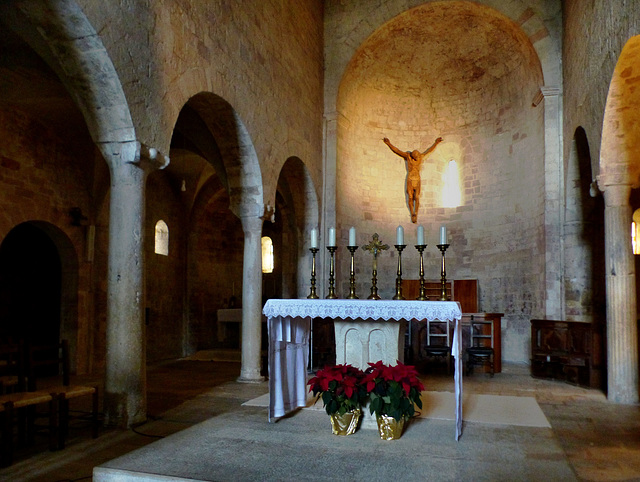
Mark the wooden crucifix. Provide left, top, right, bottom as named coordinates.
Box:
left=383, top=136, right=443, bottom=223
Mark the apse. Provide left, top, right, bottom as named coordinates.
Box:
left=336, top=1, right=545, bottom=360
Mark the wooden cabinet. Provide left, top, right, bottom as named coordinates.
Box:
left=530, top=319, right=604, bottom=389
left=401, top=279, right=477, bottom=312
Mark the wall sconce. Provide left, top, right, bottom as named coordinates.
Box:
left=69, top=207, right=88, bottom=226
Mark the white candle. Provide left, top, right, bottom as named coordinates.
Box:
left=310, top=228, right=318, bottom=248
left=417, top=225, right=424, bottom=245
left=440, top=225, right=447, bottom=245
left=396, top=225, right=404, bottom=245
left=328, top=227, right=336, bottom=247
left=349, top=226, right=356, bottom=246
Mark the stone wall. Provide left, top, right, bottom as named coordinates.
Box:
left=563, top=0, right=640, bottom=182
left=78, top=0, right=325, bottom=206
left=145, top=173, right=188, bottom=362
left=0, top=0, right=325, bottom=373
left=0, top=108, right=96, bottom=373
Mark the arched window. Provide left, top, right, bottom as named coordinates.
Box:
left=442, top=159, right=462, bottom=208
left=155, top=220, right=169, bottom=256
left=633, top=209, right=640, bottom=255
left=262, top=236, right=274, bottom=273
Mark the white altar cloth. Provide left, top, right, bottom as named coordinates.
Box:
left=263, top=299, right=464, bottom=440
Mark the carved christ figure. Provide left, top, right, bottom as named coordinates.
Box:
left=383, top=136, right=443, bottom=223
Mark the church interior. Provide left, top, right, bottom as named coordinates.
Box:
left=1, top=0, right=640, bottom=480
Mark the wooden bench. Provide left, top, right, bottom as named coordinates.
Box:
left=530, top=319, right=604, bottom=388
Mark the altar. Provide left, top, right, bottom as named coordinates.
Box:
left=263, top=298, right=464, bottom=439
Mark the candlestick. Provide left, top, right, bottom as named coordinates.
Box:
left=328, top=227, right=336, bottom=247
left=393, top=244, right=406, bottom=300
left=417, top=225, right=424, bottom=246
left=415, top=244, right=428, bottom=300
left=307, top=247, right=319, bottom=299
left=439, top=225, right=447, bottom=245
left=437, top=243, right=450, bottom=301
left=349, top=226, right=356, bottom=247
left=310, top=228, right=318, bottom=249
left=326, top=246, right=338, bottom=299
left=396, top=225, right=404, bottom=245
left=346, top=245, right=358, bottom=299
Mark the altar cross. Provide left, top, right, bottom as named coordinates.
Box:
left=362, top=233, right=389, bottom=272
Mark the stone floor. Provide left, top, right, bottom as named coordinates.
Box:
left=1, top=358, right=639, bottom=481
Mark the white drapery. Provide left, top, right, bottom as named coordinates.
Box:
left=263, top=299, right=463, bottom=439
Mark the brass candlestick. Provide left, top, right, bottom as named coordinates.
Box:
left=362, top=233, right=389, bottom=300
left=326, top=246, right=338, bottom=299
left=307, top=247, right=319, bottom=299
left=415, top=244, right=428, bottom=300
left=437, top=244, right=450, bottom=301
left=393, top=244, right=406, bottom=300
left=346, top=245, right=359, bottom=299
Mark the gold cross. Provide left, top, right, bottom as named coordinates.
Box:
left=362, top=233, right=389, bottom=271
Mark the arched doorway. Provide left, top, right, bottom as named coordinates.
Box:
left=0, top=223, right=62, bottom=346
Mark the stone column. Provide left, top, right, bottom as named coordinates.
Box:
left=100, top=142, right=168, bottom=427
left=541, top=87, right=564, bottom=319
left=604, top=184, right=639, bottom=404
left=238, top=214, right=265, bottom=382
left=320, top=112, right=339, bottom=298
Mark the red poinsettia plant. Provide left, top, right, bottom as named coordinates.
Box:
left=361, top=360, right=425, bottom=421
left=308, top=364, right=368, bottom=416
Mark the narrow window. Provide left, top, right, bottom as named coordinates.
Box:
left=262, top=236, right=274, bottom=273
left=442, top=159, right=462, bottom=208
left=633, top=210, right=640, bottom=255
left=155, top=220, right=169, bottom=256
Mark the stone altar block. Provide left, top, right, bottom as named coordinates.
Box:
left=334, top=319, right=405, bottom=369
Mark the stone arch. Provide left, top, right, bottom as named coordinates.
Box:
left=599, top=35, right=640, bottom=189
left=0, top=221, right=80, bottom=370
left=325, top=0, right=559, bottom=113
left=598, top=35, right=640, bottom=404
left=182, top=92, right=264, bottom=218
left=564, top=127, right=605, bottom=322
left=0, top=0, right=136, bottom=149
left=274, top=157, right=320, bottom=298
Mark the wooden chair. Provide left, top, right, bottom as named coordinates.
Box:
left=0, top=342, right=26, bottom=394
left=466, top=315, right=495, bottom=376
left=420, top=319, right=452, bottom=374
left=27, top=340, right=99, bottom=450
left=0, top=390, right=58, bottom=466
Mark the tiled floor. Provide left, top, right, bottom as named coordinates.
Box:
left=2, top=358, right=639, bottom=481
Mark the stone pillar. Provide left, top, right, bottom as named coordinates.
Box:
left=604, top=184, right=639, bottom=404
left=320, top=112, right=339, bottom=298
left=541, top=86, right=564, bottom=319
left=238, top=214, right=265, bottom=382
left=100, top=142, right=168, bottom=427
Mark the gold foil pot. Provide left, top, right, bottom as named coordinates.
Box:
left=329, top=408, right=361, bottom=435
left=376, top=414, right=405, bottom=440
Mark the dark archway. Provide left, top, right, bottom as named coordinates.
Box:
left=0, top=223, right=62, bottom=346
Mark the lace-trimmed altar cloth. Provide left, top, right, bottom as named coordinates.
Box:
left=263, top=299, right=463, bottom=440
left=263, top=298, right=462, bottom=323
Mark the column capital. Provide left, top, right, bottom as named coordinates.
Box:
left=239, top=213, right=264, bottom=234
left=98, top=141, right=169, bottom=172
left=601, top=182, right=632, bottom=207
left=532, top=85, right=561, bottom=106
left=136, top=143, right=170, bottom=171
